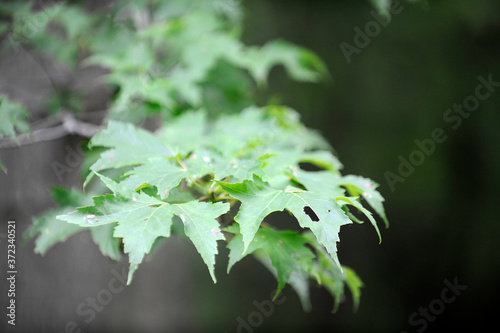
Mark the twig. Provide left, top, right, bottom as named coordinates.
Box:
left=0, top=111, right=102, bottom=148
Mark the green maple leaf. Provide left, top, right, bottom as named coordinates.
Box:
left=23, top=188, right=122, bottom=261
left=120, top=149, right=268, bottom=198
left=212, top=157, right=268, bottom=182
left=85, top=121, right=172, bottom=186
left=90, top=224, right=121, bottom=261
left=172, top=200, right=229, bottom=282
left=237, top=40, right=328, bottom=86
left=253, top=251, right=313, bottom=312
left=217, top=176, right=351, bottom=268
left=292, top=169, right=344, bottom=198
left=119, top=156, right=209, bottom=198
left=292, top=171, right=386, bottom=239
left=300, top=150, right=343, bottom=173
left=309, top=238, right=345, bottom=313
left=344, top=267, right=364, bottom=312
left=57, top=190, right=172, bottom=284
left=303, top=231, right=363, bottom=312
left=338, top=175, right=389, bottom=228
left=110, top=195, right=175, bottom=284
left=23, top=188, right=86, bottom=254
left=227, top=226, right=315, bottom=300
left=336, top=196, right=381, bottom=242
left=157, top=110, right=207, bottom=153
left=209, top=107, right=271, bottom=157
left=24, top=210, right=83, bottom=255
left=58, top=173, right=229, bottom=284
left=23, top=187, right=124, bottom=260
left=260, top=149, right=304, bottom=179
left=262, top=149, right=341, bottom=180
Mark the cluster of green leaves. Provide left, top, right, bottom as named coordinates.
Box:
left=1, top=0, right=326, bottom=121
left=32, top=106, right=386, bottom=311
left=0, top=0, right=389, bottom=312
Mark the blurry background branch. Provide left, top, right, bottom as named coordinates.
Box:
left=0, top=110, right=103, bottom=148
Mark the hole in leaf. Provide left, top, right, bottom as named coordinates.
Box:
left=298, top=162, right=322, bottom=171
left=289, top=178, right=306, bottom=190
left=303, top=206, right=319, bottom=222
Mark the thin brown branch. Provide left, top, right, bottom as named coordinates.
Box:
left=0, top=111, right=102, bottom=149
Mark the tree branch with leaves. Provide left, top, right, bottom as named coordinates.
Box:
left=0, top=0, right=389, bottom=312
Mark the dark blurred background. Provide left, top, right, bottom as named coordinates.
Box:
left=1, top=0, right=499, bottom=332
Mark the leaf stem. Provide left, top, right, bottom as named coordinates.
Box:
left=175, top=156, right=212, bottom=195
left=190, top=176, right=211, bottom=195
